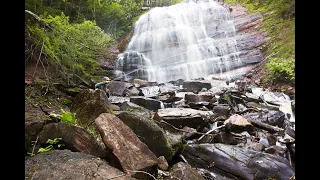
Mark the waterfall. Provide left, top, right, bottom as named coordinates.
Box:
left=116, top=0, right=250, bottom=83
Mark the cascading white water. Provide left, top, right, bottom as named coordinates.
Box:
left=116, top=0, right=246, bottom=83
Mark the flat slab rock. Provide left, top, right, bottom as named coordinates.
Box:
left=25, top=150, right=136, bottom=180
left=109, top=96, right=130, bottom=104
left=94, top=113, right=158, bottom=176
left=154, top=108, right=213, bottom=129
left=183, top=143, right=295, bottom=180
left=130, top=96, right=163, bottom=110
left=182, top=80, right=212, bottom=93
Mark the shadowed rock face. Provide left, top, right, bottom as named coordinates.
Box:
left=25, top=150, right=136, bottom=180
left=70, top=89, right=113, bottom=126
left=182, top=143, right=295, bottom=180
left=243, top=110, right=286, bottom=128
left=94, top=113, right=158, bottom=179
left=25, top=105, right=52, bottom=153
left=130, top=96, right=163, bottom=110
left=38, top=123, right=109, bottom=158
left=108, top=81, right=133, bottom=96
left=116, top=111, right=175, bottom=161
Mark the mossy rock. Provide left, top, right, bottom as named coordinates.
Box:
left=70, top=89, right=113, bottom=127
left=72, top=99, right=113, bottom=127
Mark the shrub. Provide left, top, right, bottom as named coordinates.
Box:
left=25, top=12, right=114, bottom=83
left=266, top=57, right=295, bottom=83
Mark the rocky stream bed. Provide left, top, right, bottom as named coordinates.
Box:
left=25, top=77, right=295, bottom=180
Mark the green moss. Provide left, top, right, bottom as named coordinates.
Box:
left=60, top=97, right=72, bottom=107
left=85, top=125, right=101, bottom=139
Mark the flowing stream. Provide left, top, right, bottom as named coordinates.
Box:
left=116, top=0, right=253, bottom=83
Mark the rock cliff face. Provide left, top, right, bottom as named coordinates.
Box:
left=116, top=0, right=266, bottom=83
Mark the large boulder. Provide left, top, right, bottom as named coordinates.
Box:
left=140, top=86, right=160, bottom=98
left=213, top=105, right=231, bottom=116
left=120, top=101, right=152, bottom=118
left=182, top=80, right=212, bottom=93
left=108, top=96, right=130, bottom=105
left=153, top=108, right=213, bottom=129
left=71, top=89, right=109, bottom=106
left=94, top=113, right=158, bottom=179
left=164, top=162, right=205, bottom=180
left=223, top=114, right=255, bottom=134
left=70, top=89, right=113, bottom=126
left=157, top=93, right=176, bottom=103
left=37, top=122, right=108, bottom=158
left=25, top=105, right=52, bottom=154
left=116, top=111, right=175, bottom=161
left=124, top=86, right=142, bottom=96
left=133, top=78, right=149, bottom=88
left=159, top=83, right=180, bottom=94
left=243, top=110, right=286, bottom=128
left=130, top=96, right=163, bottom=110
left=183, top=143, right=295, bottom=180
left=185, top=94, right=214, bottom=103
left=108, top=81, right=133, bottom=96
left=25, top=150, right=136, bottom=180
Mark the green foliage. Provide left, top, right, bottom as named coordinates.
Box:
left=49, top=108, right=76, bottom=124
left=26, top=12, right=113, bottom=81
left=25, top=0, right=146, bottom=39
left=223, top=0, right=295, bottom=84
left=60, top=109, right=76, bottom=124
left=27, top=152, right=36, bottom=157
left=151, top=0, right=184, bottom=7
left=266, top=57, right=295, bottom=83
left=223, top=94, right=232, bottom=104
left=37, top=138, right=68, bottom=154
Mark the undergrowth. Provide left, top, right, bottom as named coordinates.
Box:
left=224, top=0, right=295, bottom=85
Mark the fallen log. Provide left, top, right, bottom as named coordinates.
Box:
left=248, top=119, right=284, bottom=132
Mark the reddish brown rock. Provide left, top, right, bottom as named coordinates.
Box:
left=157, top=156, right=169, bottom=170
left=224, top=114, right=255, bottom=133
left=94, top=113, right=158, bottom=178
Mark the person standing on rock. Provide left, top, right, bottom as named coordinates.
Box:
left=95, top=76, right=112, bottom=98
